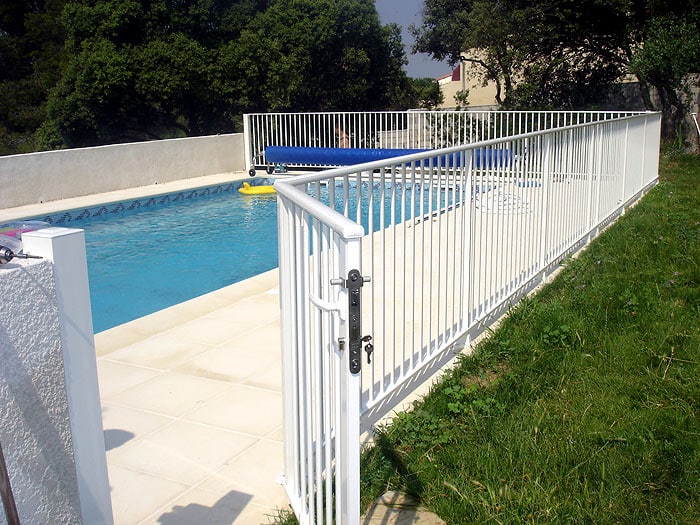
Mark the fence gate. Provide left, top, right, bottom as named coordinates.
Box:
left=276, top=184, right=368, bottom=523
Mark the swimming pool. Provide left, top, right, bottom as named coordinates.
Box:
left=22, top=178, right=454, bottom=332
left=15, top=181, right=274, bottom=332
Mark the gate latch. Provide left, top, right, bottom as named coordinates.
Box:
left=333, top=269, right=370, bottom=374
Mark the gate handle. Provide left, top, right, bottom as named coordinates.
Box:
left=308, top=292, right=345, bottom=321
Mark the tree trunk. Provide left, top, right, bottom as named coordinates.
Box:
left=654, top=83, right=688, bottom=142
left=636, top=77, right=655, bottom=111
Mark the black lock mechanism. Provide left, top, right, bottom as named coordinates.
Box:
left=334, top=269, right=371, bottom=374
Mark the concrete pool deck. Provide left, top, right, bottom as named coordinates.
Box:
left=96, top=268, right=289, bottom=524
left=3, top=172, right=291, bottom=523
left=96, top=265, right=445, bottom=525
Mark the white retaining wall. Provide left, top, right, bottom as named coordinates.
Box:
left=0, top=133, right=245, bottom=209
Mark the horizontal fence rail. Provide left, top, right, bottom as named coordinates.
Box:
left=245, top=110, right=644, bottom=173
left=274, top=111, right=661, bottom=525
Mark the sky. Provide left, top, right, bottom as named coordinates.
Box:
left=374, top=0, right=453, bottom=79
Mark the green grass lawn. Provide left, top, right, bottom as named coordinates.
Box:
left=361, top=152, right=700, bottom=523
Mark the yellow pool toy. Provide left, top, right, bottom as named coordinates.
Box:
left=239, top=182, right=276, bottom=195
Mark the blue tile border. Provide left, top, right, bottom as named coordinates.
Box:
left=23, top=179, right=276, bottom=225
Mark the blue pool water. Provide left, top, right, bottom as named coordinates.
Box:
left=34, top=179, right=455, bottom=333
left=83, top=192, right=280, bottom=332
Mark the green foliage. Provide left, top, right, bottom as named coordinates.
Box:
left=396, top=78, right=444, bottom=110
left=413, top=0, right=700, bottom=120
left=630, top=17, right=700, bottom=88
left=360, top=153, right=700, bottom=523
left=540, top=323, right=574, bottom=349
left=409, top=0, right=469, bottom=64
left=0, top=0, right=66, bottom=154
left=229, top=0, right=408, bottom=112
left=40, top=0, right=263, bottom=148
left=629, top=13, right=700, bottom=144
left=4, top=0, right=413, bottom=152
left=453, top=88, right=469, bottom=109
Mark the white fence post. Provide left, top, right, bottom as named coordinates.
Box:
left=336, top=237, right=363, bottom=524
left=21, top=228, right=114, bottom=525
left=243, top=113, right=252, bottom=175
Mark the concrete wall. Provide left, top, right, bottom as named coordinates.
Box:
left=0, top=228, right=113, bottom=524
left=438, top=74, right=499, bottom=109
left=437, top=55, right=499, bottom=109
left=0, top=133, right=245, bottom=209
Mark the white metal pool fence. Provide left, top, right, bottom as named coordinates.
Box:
left=273, top=111, right=661, bottom=524
left=244, top=110, right=642, bottom=173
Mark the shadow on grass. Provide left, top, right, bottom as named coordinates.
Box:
left=361, top=430, right=425, bottom=508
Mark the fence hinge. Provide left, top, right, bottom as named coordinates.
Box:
left=332, top=269, right=371, bottom=374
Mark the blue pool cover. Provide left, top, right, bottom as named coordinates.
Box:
left=265, top=146, right=512, bottom=168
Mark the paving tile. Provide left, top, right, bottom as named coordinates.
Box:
left=166, top=293, right=240, bottom=322
left=96, top=327, right=154, bottom=357
left=101, top=403, right=173, bottom=455
left=108, top=420, right=258, bottom=486
left=204, top=301, right=277, bottom=330
left=227, top=323, right=280, bottom=356
left=197, top=440, right=288, bottom=509
left=266, top=426, right=285, bottom=443
left=174, top=341, right=278, bottom=384
left=242, top=356, right=282, bottom=392
left=109, top=371, right=231, bottom=417
left=140, top=487, right=255, bottom=525
left=97, top=360, right=163, bottom=400
left=225, top=501, right=291, bottom=525
left=106, top=333, right=212, bottom=371
left=183, top=385, right=282, bottom=437
left=107, top=464, right=189, bottom=525
left=207, top=270, right=279, bottom=302
left=174, top=317, right=250, bottom=346
left=113, top=308, right=193, bottom=339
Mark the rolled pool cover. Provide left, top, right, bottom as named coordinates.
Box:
left=264, top=146, right=511, bottom=169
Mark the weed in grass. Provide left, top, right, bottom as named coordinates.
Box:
left=388, top=408, right=457, bottom=450
left=268, top=508, right=298, bottom=525
left=541, top=323, right=575, bottom=349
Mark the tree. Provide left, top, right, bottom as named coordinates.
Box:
left=224, top=0, right=409, bottom=112
left=37, top=0, right=410, bottom=149
left=0, top=0, right=66, bottom=154
left=412, top=0, right=630, bottom=108
left=412, top=0, right=700, bottom=137
left=629, top=14, right=700, bottom=140
left=40, top=0, right=270, bottom=148
left=6, top=0, right=414, bottom=152
left=406, top=78, right=444, bottom=109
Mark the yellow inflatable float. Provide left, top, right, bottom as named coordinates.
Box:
left=238, top=182, right=276, bottom=195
